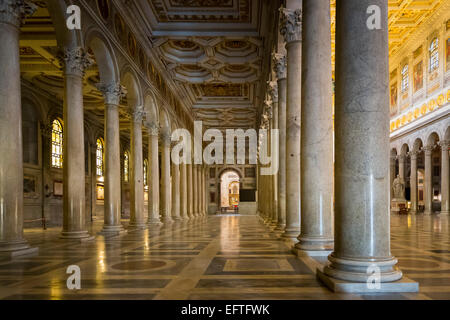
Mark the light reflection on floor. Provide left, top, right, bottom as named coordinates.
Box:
left=0, top=214, right=449, bottom=300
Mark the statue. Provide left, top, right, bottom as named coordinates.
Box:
left=392, top=174, right=405, bottom=200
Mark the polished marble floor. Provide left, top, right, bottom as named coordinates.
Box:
left=0, top=214, right=449, bottom=300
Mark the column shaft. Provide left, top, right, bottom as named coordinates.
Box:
left=424, top=147, right=433, bottom=215
left=180, top=163, right=188, bottom=219
left=171, top=163, right=181, bottom=220
left=409, top=152, right=418, bottom=213
left=0, top=5, right=35, bottom=251
left=129, top=114, right=146, bottom=229
left=322, top=0, right=402, bottom=283
left=296, top=0, right=334, bottom=253
left=277, top=77, right=287, bottom=230
left=148, top=133, right=161, bottom=224
left=440, top=141, right=450, bottom=215
left=280, top=7, right=302, bottom=239
left=161, top=134, right=173, bottom=223
left=187, top=164, right=194, bottom=218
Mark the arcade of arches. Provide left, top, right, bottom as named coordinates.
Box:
left=0, top=0, right=449, bottom=299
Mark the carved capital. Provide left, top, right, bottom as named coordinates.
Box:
left=131, top=106, right=145, bottom=123
left=408, top=150, right=419, bottom=160
left=272, top=52, right=287, bottom=80
left=144, top=120, right=160, bottom=136
left=96, top=83, right=127, bottom=105
left=422, top=145, right=434, bottom=156
left=279, top=7, right=302, bottom=44
left=57, top=47, right=94, bottom=77
left=438, top=140, right=450, bottom=150
left=0, top=0, right=36, bottom=27
left=268, top=80, right=278, bottom=102
left=160, top=131, right=172, bottom=145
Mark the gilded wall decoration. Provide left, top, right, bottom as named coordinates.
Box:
left=413, top=61, right=423, bottom=92
left=390, top=82, right=398, bottom=116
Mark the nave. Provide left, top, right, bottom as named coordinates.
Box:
left=0, top=215, right=449, bottom=300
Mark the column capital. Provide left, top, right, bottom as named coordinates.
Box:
left=144, top=120, right=160, bottom=136
left=408, top=150, right=420, bottom=160
left=130, top=106, right=145, bottom=123
left=57, top=47, right=94, bottom=77
left=272, top=52, right=287, bottom=80
left=438, top=140, right=450, bottom=150
left=279, top=7, right=302, bottom=44
left=0, top=0, right=36, bottom=28
left=268, top=80, right=278, bottom=102
left=397, top=154, right=407, bottom=161
left=160, top=131, right=171, bottom=145
left=422, top=145, right=435, bottom=155
left=96, top=83, right=127, bottom=105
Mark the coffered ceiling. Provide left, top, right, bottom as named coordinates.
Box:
left=18, top=0, right=448, bottom=136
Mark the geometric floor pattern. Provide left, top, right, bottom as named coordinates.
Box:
left=0, top=214, right=449, bottom=300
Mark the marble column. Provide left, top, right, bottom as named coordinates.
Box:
left=439, top=141, right=449, bottom=215
left=180, top=163, right=188, bottom=219
left=280, top=6, right=302, bottom=239
left=389, top=155, right=396, bottom=201
left=58, top=47, right=93, bottom=239
left=198, top=165, right=202, bottom=217
left=201, top=166, right=206, bottom=216
left=423, top=146, right=433, bottom=215
left=0, top=0, right=38, bottom=253
left=295, top=0, right=333, bottom=254
left=128, top=108, right=147, bottom=229
left=398, top=154, right=407, bottom=201
left=171, top=161, right=181, bottom=220
left=269, top=82, right=279, bottom=226
left=147, top=122, right=162, bottom=224
left=98, top=83, right=126, bottom=234
left=187, top=163, right=194, bottom=218
left=409, top=150, right=419, bottom=214
left=192, top=164, right=198, bottom=217
left=320, top=0, right=406, bottom=288
left=273, top=53, right=287, bottom=230
left=160, top=132, right=173, bottom=223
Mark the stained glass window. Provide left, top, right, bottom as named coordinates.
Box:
left=401, top=64, right=409, bottom=93
left=429, top=38, right=439, bottom=72
left=96, top=138, right=104, bottom=176
left=124, top=151, right=129, bottom=182
left=51, top=119, right=63, bottom=168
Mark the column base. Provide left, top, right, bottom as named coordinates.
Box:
left=148, top=218, right=163, bottom=225
left=282, top=227, right=300, bottom=240
left=98, top=225, right=127, bottom=236
left=294, top=236, right=334, bottom=253
left=60, top=231, right=94, bottom=241
left=162, top=217, right=174, bottom=224
left=408, top=210, right=418, bottom=215
left=0, top=240, right=39, bottom=258
left=439, top=211, right=450, bottom=216
left=317, top=266, right=418, bottom=293
left=128, top=221, right=148, bottom=230
left=322, top=253, right=403, bottom=283
left=274, top=224, right=286, bottom=231
left=423, top=210, right=434, bottom=215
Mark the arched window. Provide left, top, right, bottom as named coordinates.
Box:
left=401, top=64, right=409, bottom=93
left=124, top=151, right=129, bottom=182
left=51, top=119, right=63, bottom=168
left=143, top=159, right=148, bottom=187
left=96, top=138, right=104, bottom=176
left=429, top=37, right=439, bottom=72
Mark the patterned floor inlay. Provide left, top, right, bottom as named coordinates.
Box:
left=0, top=214, right=449, bottom=299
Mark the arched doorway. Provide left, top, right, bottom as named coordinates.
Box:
left=220, top=170, right=240, bottom=213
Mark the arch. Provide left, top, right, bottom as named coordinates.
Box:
left=400, top=143, right=409, bottom=156
left=426, top=131, right=440, bottom=146
left=144, top=92, right=159, bottom=124
left=390, top=147, right=398, bottom=157
left=85, top=28, right=119, bottom=85
left=413, top=138, right=423, bottom=152
left=217, top=166, right=244, bottom=179
left=444, top=126, right=450, bottom=141
left=219, top=169, right=241, bottom=211
left=159, top=108, right=171, bottom=132
left=51, top=118, right=64, bottom=168
left=120, top=66, right=142, bottom=109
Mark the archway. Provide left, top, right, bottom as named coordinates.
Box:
left=220, top=170, right=240, bottom=213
